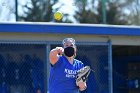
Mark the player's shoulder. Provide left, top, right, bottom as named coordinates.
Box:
left=74, top=59, right=84, bottom=65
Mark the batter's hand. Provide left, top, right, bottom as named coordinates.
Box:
left=55, top=47, right=64, bottom=55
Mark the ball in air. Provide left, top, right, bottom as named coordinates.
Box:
left=54, top=11, right=63, bottom=21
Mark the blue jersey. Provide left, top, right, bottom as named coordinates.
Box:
left=49, top=56, right=84, bottom=93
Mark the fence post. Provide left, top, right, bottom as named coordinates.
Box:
left=46, top=44, right=50, bottom=93
left=108, top=40, right=113, bottom=93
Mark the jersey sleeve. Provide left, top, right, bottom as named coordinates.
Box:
left=76, top=60, right=84, bottom=70
left=80, top=61, right=84, bottom=68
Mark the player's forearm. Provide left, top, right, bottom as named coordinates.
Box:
left=49, top=48, right=59, bottom=65
left=50, top=48, right=59, bottom=56
left=49, top=47, right=64, bottom=65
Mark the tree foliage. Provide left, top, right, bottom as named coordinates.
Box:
left=19, top=0, right=140, bottom=25
left=19, top=0, right=59, bottom=22
left=74, top=0, right=131, bottom=25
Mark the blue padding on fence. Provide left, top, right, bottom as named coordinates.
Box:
left=0, top=23, right=140, bottom=36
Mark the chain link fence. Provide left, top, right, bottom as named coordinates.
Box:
left=0, top=42, right=111, bottom=93
left=76, top=45, right=109, bottom=93
left=0, top=44, right=46, bottom=93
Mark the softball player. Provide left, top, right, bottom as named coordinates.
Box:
left=49, top=38, right=87, bottom=93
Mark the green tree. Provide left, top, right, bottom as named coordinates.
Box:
left=126, top=0, right=140, bottom=25
left=74, top=0, right=98, bottom=23
left=97, top=1, right=129, bottom=25
left=73, top=0, right=131, bottom=25
left=19, top=0, right=59, bottom=22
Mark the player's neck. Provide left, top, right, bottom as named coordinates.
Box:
left=66, top=56, right=74, bottom=64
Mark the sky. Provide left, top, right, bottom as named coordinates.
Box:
left=0, top=0, right=15, bottom=21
